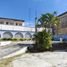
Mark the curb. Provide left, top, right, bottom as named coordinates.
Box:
left=0, top=46, right=27, bottom=60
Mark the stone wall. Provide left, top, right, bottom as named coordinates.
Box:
left=55, top=12, right=67, bottom=35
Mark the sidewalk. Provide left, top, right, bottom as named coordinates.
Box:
left=12, top=52, right=67, bottom=67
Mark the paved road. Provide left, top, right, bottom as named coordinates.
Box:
left=0, top=43, right=28, bottom=58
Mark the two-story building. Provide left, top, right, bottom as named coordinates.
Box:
left=58, top=12, right=67, bottom=34
left=0, top=17, right=35, bottom=39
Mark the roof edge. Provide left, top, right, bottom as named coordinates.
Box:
left=58, top=11, right=67, bottom=17
left=0, top=17, right=25, bottom=22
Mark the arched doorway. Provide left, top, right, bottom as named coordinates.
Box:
left=3, top=31, right=13, bottom=38
left=25, top=32, right=32, bottom=38
left=15, top=32, right=23, bottom=38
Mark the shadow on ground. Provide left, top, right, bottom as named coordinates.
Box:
left=27, top=43, right=67, bottom=53
left=52, top=43, right=67, bottom=51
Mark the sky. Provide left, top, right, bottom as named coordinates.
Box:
left=0, top=0, right=67, bottom=27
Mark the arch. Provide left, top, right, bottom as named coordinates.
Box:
left=15, top=32, right=23, bottom=38
left=3, top=31, right=13, bottom=38
left=25, top=32, right=32, bottom=38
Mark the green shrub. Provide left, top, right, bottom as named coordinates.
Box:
left=11, top=38, right=18, bottom=41
left=34, top=30, right=52, bottom=51
left=0, top=38, right=32, bottom=41
left=19, top=38, right=23, bottom=41
left=1, top=38, right=12, bottom=41
left=26, top=38, right=32, bottom=41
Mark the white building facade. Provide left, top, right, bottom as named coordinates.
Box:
left=0, top=17, right=35, bottom=39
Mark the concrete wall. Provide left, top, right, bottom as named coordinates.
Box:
left=0, top=24, right=35, bottom=38
left=59, top=13, right=67, bottom=28
left=0, top=18, right=24, bottom=26
left=57, top=13, right=67, bottom=34
left=0, top=31, right=34, bottom=38
left=0, top=24, right=35, bottom=32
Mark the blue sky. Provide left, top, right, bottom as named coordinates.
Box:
left=0, top=0, right=67, bottom=27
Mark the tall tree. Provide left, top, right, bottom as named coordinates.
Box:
left=37, top=12, right=60, bottom=34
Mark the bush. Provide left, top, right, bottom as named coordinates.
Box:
left=33, top=30, right=52, bottom=52
left=11, top=38, right=18, bottom=41
left=26, top=38, right=32, bottom=41
left=19, top=38, right=23, bottom=41
left=0, top=38, right=32, bottom=41
left=1, top=38, right=12, bottom=41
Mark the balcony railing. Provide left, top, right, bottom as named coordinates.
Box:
left=0, top=24, right=35, bottom=32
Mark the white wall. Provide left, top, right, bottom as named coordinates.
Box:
left=0, top=24, right=35, bottom=32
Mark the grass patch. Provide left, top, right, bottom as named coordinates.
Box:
left=0, top=38, right=32, bottom=42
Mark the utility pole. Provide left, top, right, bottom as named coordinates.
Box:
left=35, top=17, right=37, bottom=34
left=35, top=9, right=37, bottom=34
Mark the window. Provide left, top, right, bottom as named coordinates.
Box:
left=0, top=22, right=4, bottom=24
left=19, top=24, right=22, bottom=26
left=16, top=23, right=18, bottom=25
left=6, top=22, right=9, bottom=25
left=10, top=23, right=14, bottom=25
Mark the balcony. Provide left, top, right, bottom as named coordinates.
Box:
left=0, top=24, right=35, bottom=32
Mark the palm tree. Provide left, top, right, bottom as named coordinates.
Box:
left=37, top=12, right=60, bottom=35
left=33, top=12, right=60, bottom=52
